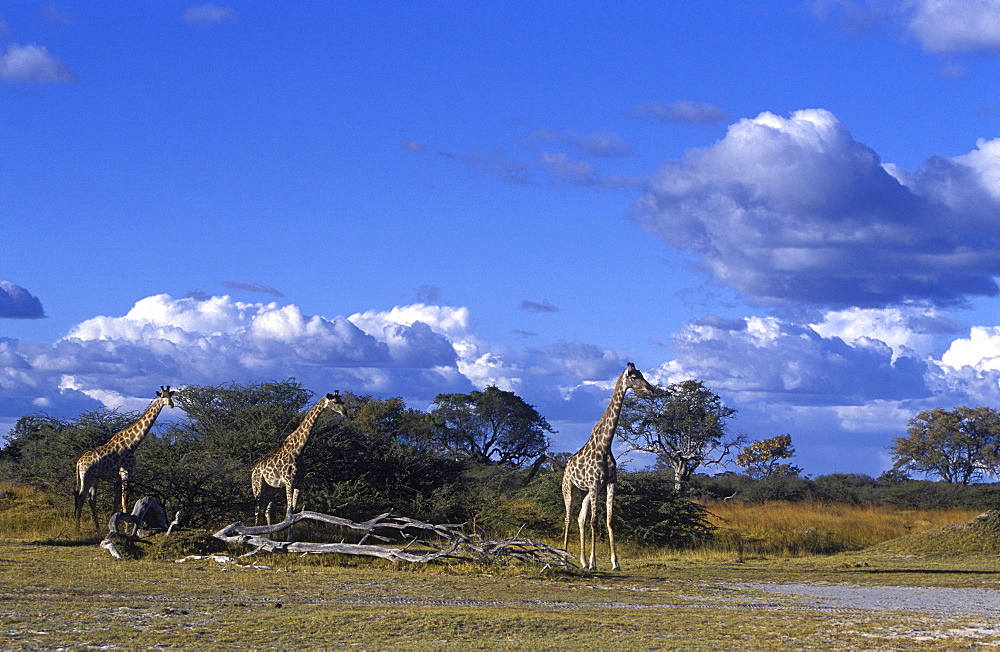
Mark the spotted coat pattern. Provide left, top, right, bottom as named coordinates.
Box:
left=75, top=386, right=175, bottom=529
left=250, top=391, right=349, bottom=525
left=562, top=364, right=653, bottom=570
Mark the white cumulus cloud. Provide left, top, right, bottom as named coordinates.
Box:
left=654, top=312, right=931, bottom=403
left=0, top=43, right=74, bottom=84
left=633, top=108, right=1000, bottom=308
left=906, top=0, right=1000, bottom=53
left=0, top=295, right=628, bottom=435
left=940, top=326, right=1000, bottom=371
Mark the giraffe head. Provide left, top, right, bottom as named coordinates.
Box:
left=323, top=390, right=350, bottom=419
left=623, top=362, right=654, bottom=394
left=156, top=385, right=176, bottom=409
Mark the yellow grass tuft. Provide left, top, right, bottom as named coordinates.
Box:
left=0, top=482, right=86, bottom=543
left=691, top=500, right=980, bottom=558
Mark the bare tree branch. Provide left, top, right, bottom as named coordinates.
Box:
left=212, top=510, right=576, bottom=569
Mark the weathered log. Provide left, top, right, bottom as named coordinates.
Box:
left=213, top=511, right=466, bottom=562
left=101, top=496, right=177, bottom=560
left=213, top=510, right=577, bottom=568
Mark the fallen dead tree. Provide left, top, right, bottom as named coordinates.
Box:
left=213, top=510, right=577, bottom=569
left=101, top=496, right=182, bottom=560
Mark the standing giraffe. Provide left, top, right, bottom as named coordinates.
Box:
left=562, top=363, right=654, bottom=570
left=251, top=391, right=349, bottom=526
left=75, top=386, right=176, bottom=529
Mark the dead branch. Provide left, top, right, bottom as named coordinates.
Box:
left=213, top=510, right=576, bottom=568
left=101, top=496, right=174, bottom=560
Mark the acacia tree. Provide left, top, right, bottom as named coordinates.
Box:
left=170, top=379, right=313, bottom=464
left=737, top=433, right=802, bottom=480
left=890, top=407, right=1000, bottom=485
left=618, top=380, right=742, bottom=491
left=427, top=386, right=554, bottom=465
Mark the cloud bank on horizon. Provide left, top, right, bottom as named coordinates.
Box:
left=3, top=278, right=1000, bottom=476
left=0, top=292, right=626, bottom=430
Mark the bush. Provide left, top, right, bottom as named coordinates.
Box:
left=812, top=473, right=878, bottom=504
left=878, top=480, right=966, bottom=509
left=688, top=472, right=753, bottom=502
left=956, top=483, right=1000, bottom=511
left=613, top=472, right=715, bottom=547
left=740, top=475, right=812, bottom=503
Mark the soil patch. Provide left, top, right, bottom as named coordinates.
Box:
left=751, top=582, right=1000, bottom=616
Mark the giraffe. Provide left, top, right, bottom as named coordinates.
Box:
left=251, top=391, right=349, bottom=527
left=75, top=386, right=176, bottom=529
left=562, top=363, right=653, bottom=570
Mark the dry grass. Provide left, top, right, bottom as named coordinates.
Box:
left=4, top=485, right=1000, bottom=648
left=691, top=500, right=981, bottom=558
left=0, top=481, right=982, bottom=558
left=2, top=534, right=998, bottom=648
left=0, top=482, right=89, bottom=543
left=871, top=509, right=1000, bottom=557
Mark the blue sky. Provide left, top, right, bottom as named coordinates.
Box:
left=4, top=1, right=1000, bottom=477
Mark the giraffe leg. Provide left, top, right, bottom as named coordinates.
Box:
left=74, top=481, right=89, bottom=528
left=588, top=492, right=599, bottom=570
left=284, top=485, right=297, bottom=542
left=119, top=468, right=130, bottom=515
left=264, top=493, right=274, bottom=526
left=561, top=478, right=574, bottom=552
left=89, top=488, right=99, bottom=531
left=252, top=474, right=262, bottom=526
left=606, top=481, right=620, bottom=571
left=577, top=491, right=594, bottom=570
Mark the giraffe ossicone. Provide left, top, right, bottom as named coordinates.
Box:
left=562, top=363, right=654, bottom=570
left=250, top=390, right=350, bottom=528
left=74, top=385, right=176, bottom=530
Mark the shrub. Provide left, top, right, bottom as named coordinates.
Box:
left=878, top=480, right=966, bottom=509
left=613, top=471, right=715, bottom=547
left=812, top=473, right=878, bottom=504
left=957, top=483, right=1000, bottom=511
left=688, top=472, right=763, bottom=502
left=740, top=475, right=811, bottom=503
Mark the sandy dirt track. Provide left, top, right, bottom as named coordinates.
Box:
left=752, top=583, right=1000, bottom=616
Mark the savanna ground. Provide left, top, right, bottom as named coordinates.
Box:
left=3, top=485, right=1000, bottom=650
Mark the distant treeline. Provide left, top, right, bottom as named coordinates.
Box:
left=693, top=472, right=1000, bottom=511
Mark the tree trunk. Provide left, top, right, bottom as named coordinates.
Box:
left=671, top=458, right=690, bottom=492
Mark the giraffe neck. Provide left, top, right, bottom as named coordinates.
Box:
left=280, top=399, right=327, bottom=459
left=113, top=399, right=166, bottom=451
left=587, top=370, right=628, bottom=454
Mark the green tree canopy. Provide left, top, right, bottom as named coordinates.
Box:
left=618, top=379, right=742, bottom=491
left=426, top=386, right=554, bottom=465
left=890, top=406, right=1000, bottom=485
left=737, top=433, right=802, bottom=480
left=169, top=379, right=313, bottom=464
